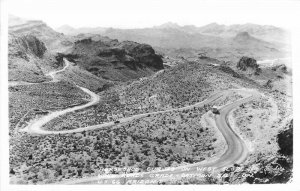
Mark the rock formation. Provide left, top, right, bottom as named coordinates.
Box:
left=67, top=37, right=163, bottom=81
left=277, top=120, right=293, bottom=156
left=9, top=35, right=47, bottom=58
left=237, top=56, right=261, bottom=75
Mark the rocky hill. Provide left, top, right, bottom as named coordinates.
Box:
left=8, top=34, right=60, bottom=82
left=277, top=120, right=293, bottom=156
left=65, top=37, right=164, bottom=81
left=8, top=16, right=164, bottom=87
left=197, top=22, right=289, bottom=44
left=9, top=15, right=73, bottom=52
left=9, top=35, right=47, bottom=58
left=237, top=56, right=261, bottom=75
left=8, top=17, right=165, bottom=92
left=217, top=56, right=292, bottom=94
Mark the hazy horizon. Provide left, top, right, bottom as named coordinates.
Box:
left=7, top=0, right=298, bottom=30
left=54, top=21, right=286, bottom=30
left=9, top=14, right=287, bottom=31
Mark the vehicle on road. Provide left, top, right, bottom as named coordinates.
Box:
left=212, top=106, right=220, bottom=114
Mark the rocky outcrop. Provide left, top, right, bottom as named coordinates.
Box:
left=120, top=41, right=164, bottom=69
left=237, top=57, right=258, bottom=70
left=271, top=64, right=288, bottom=74
left=98, top=47, right=126, bottom=58
left=220, top=154, right=293, bottom=184
left=74, top=38, right=92, bottom=45
left=9, top=35, right=47, bottom=59
left=264, top=79, right=273, bottom=88
left=277, top=120, right=293, bottom=156
left=237, top=56, right=261, bottom=75
left=8, top=34, right=57, bottom=83
left=68, top=37, right=163, bottom=81
left=220, top=119, right=293, bottom=184
left=9, top=16, right=72, bottom=52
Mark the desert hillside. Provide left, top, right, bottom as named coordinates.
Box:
left=8, top=15, right=293, bottom=185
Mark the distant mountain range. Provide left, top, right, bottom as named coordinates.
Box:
left=54, top=21, right=290, bottom=62
left=9, top=15, right=290, bottom=64
left=56, top=21, right=290, bottom=45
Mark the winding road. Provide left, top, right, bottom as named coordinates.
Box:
left=59, top=89, right=258, bottom=184
left=16, top=58, right=260, bottom=184
left=19, top=59, right=101, bottom=134
left=9, top=58, right=70, bottom=87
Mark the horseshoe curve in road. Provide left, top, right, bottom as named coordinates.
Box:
left=15, top=59, right=258, bottom=184
left=58, top=91, right=258, bottom=184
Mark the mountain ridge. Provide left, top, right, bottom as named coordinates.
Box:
left=8, top=16, right=164, bottom=85
left=56, top=21, right=289, bottom=43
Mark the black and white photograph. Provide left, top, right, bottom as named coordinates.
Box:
left=0, top=0, right=299, bottom=190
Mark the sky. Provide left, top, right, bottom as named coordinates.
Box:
left=6, top=0, right=300, bottom=29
